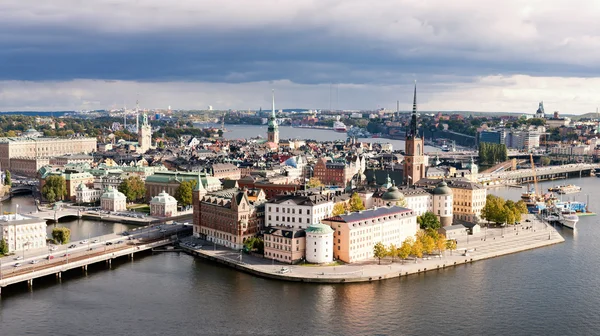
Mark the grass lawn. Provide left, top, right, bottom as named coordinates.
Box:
left=298, top=260, right=345, bottom=267
left=127, top=204, right=150, bottom=213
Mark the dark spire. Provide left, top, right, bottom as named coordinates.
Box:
left=408, top=81, right=418, bottom=138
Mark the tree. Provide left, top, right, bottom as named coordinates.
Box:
left=411, top=239, right=424, bottom=258
left=0, top=238, right=8, bottom=255
left=540, top=157, right=551, bottom=166
left=307, top=177, right=324, bottom=188
left=4, top=170, right=10, bottom=186
left=419, top=232, right=435, bottom=255
left=118, top=176, right=145, bottom=202
left=435, top=234, right=447, bottom=255
left=446, top=239, right=457, bottom=255
left=158, top=141, right=165, bottom=149
left=175, top=180, right=197, bottom=207
left=52, top=227, right=71, bottom=245
left=417, top=211, right=441, bottom=230
left=398, top=237, right=413, bottom=263
left=348, top=192, right=365, bottom=212
left=388, top=244, right=398, bottom=262
left=373, top=242, right=386, bottom=265
left=42, top=175, right=67, bottom=203
left=332, top=202, right=347, bottom=216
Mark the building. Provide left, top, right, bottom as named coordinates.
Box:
left=0, top=214, right=47, bottom=253
left=9, top=157, right=49, bottom=177
left=404, top=83, right=426, bottom=185
left=150, top=190, right=178, bottom=217
left=535, top=101, right=546, bottom=119
left=478, top=129, right=506, bottom=145
left=305, top=222, right=334, bottom=264
left=138, top=113, right=152, bottom=153
left=448, top=180, right=487, bottom=223
left=65, top=172, right=95, bottom=201
left=49, top=154, right=94, bottom=166
left=372, top=177, right=432, bottom=216
left=432, top=181, right=454, bottom=227
left=237, top=177, right=302, bottom=199
left=263, top=227, right=306, bottom=264
left=265, top=192, right=334, bottom=229
left=313, top=158, right=352, bottom=187
left=267, top=90, right=279, bottom=145
left=322, top=206, right=418, bottom=263
left=209, top=163, right=241, bottom=180
left=195, top=188, right=266, bottom=249
left=145, top=171, right=221, bottom=201
left=0, top=136, right=97, bottom=170
left=100, top=186, right=127, bottom=212
left=75, top=182, right=102, bottom=204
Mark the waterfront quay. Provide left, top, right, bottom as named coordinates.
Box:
left=0, top=223, right=191, bottom=294
left=181, top=214, right=563, bottom=284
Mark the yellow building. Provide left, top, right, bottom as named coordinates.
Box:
left=448, top=180, right=487, bottom=223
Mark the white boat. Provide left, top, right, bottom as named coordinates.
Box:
left=556, top=185, right=582, bottom=194
left=546, top=215, right=560, bottom=222
left=560, top=212, right=579, bottom=229
left=333, top=121, right=347, bottom=132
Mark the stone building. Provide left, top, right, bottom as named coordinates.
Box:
left=49, top=154, right=94, bottom=166
left=75, top=182, right=102, bottom=204
left=432, top=181, right=454, bottom=227
left=209, top=163, right=241, bottom=180
left=305, top=222, right=334, bottom=264
left=265, top=192, right=334, bottom=229
left=263, top=227, right=306, bottom=264
left=138, top=113, right=152, bottom=153
left=0, top=214, right=47, bottom=253
left=9, top=157, right=49, bottom=177
left=404, top=83, right=426, bottom=185
left=194, top=188, right=266, bottom=249
left=0, top=136, right=97, bottom=170
left=150, top=190, right=178, bottom=217
left=100, top=186, right=127, bottom=212
left=145, top=171, right=221, bottom=201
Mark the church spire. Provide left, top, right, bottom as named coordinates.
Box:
left=271, top=89, right=276, bottom=119
left=408, top=81, right=418, bottom=138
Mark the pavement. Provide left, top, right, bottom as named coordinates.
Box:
left=180, top=214, right=564, bottom=283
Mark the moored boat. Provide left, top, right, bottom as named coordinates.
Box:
left=560, top=211, right=579, bottom=229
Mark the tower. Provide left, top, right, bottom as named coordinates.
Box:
left=135, top=99, right=140, bottom=133
left=138, top=113, right=152, bottom=153
left=192, top=171, right=207, bottom=238
left=403, top=81, right=425, bottom=185
left=267, top=89, right=279, bottom=144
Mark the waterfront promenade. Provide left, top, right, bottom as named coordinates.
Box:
left=182, top=214, right=564, bottom=283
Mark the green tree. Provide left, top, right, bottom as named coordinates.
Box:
left=0, top=238, right=8, bottom=255
left=174, top=180, right=196, bottom=207
left=307, top=177, right=324, bottom=188
left=348, top=192, right=365, bottom=212
left=118, top=176, right=146, bottom=202
left=398, top=237, right=413, bottom=263
left=42, top=175, right=67, bottom=202
left=244, top=237, right=264, bottom=254
left=4, top=170, right=11, bottom=186
left=417, top=211, right=441, bottom=230
left=332, top=202, right=347, bottom=216
left=540, top=157, right=551, bottom=166
left=373, top=242, right=386, bottom=265
left=52, top=227, right=71, bottom=245
left=158, top=140, right=165, bottom=149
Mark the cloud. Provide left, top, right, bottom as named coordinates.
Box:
left=1, top=1, right=600, bottom=111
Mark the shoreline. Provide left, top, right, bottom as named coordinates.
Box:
left=181, top=216, right=564, bottom=284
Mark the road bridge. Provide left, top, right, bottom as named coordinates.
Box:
left=478, top=163, right=599, bottom=187
left=0, top=224, right=192, bottom=294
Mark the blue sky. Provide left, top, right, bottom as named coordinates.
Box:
left=1, top=0, right=600, bottom=113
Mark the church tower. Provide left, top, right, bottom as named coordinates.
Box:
left=138, top=113, right=152, bottom=153
left=403, top=82, right=425, bottom=185
left=267, top=89, right=279, bottom=144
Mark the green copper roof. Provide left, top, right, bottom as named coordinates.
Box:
left=305, top=222, right=334, bottom=235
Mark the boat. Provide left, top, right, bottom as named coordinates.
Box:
left=545, top=214, right=560, bottom=222
left=560, top=211, right=579, bottom=229
left=556, top=185, right=581, bottom=194
left=333, top=121, right=347, bottom=132
left=554, top=201, right=587, bottom=213
left=441, top=145, right=450, bottom=152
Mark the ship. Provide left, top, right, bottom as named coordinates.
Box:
left=556, top=185, right=582, bottom=194
left=560, top=211, right=579, bottom=229
left=333, top=121, right=347, bottom=132
left=554, top=201, right=587, bottom=213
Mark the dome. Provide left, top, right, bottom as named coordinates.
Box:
left=433, top=181, right=452, bottom=195
left=382, top=185, right=404, bottom=201
left=150, top=190, right=177, bottom=204
left=284, top=157, right=297, bottom=168
left=101, top=186, right=126, bottom=200
left=305, top=222, right=334, bottom=235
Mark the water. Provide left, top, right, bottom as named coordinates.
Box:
left=201, top=123, right=440, bottom=153
left=2, top=182, right=600, bottom=335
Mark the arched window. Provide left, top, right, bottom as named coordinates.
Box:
left=417, top=144, right=421, bottom=156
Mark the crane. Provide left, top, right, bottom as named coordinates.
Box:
left=530, top=153, right=540, bottom=197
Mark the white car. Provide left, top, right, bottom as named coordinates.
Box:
left=278, top=267, right=291, bottom=274
left=48, top=246, right=58, bottom=251
left=92, top=240, right=99, bottom=243
left=30, top=260, right=40, bottom=264
left=14, top=256, right=23, bottom=260
left=80, top=240, right=88, bottom=244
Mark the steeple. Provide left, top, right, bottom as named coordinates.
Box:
left=267, top=89, right=279, bottom=144
left=408, top=80, right=418, bottom=138
left=271, top=89, right=276, bottom=119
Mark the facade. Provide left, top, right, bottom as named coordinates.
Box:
left=448, top=180, right=487, bottom=223
left=0, top=136, right=97, bottom=170
left=263, top=227, right=306, bottom=264
left=210, top=163, right=241, bottom=180
left=100, top=186, right=127, bottom=212
left=236, top=178, right=302, bottom=199
left=150, top=190, right=178, bottom=217
left=195, top=188, right=266, bottom=249
left=322, top=206, right=418, bottom=263
left=50, top=154, right=94, bottom=166
left=145, top=171, right=221, bottom=201
left=0, top=214, right=47, bottom=253
left=65, top=172, right=95, bottom=201
left=404, top=84, right=425, bottom=184
left=9, top=157, right=49, bottom=177
left=265, top=192, right=335, bottom=229
left=267, top=90, right=279, bottom=144
left=75, top=182, right=103, bottom=204
left=313, top=158, right=351, bottom=186
left=432, top=182, right=454, bottom=227
left=373, top=179, right=432, bottom=217
left=305, top=222, right=334, bottom=264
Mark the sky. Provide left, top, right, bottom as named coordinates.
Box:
left=2, top=0, right=600, bottom=113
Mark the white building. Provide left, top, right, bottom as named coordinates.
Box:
left=100, top=186, right=127, bottom=212
left=75, top=182, right=103, bottom=204
left=265, top=193, right=334, bottom=229
left=432, top=181, right=453, bottom=227
left=0, top=214, right=47, bottom=253
left=150, top=190, right=178, bottom=217
left=305, top=222, right=334, bottom=264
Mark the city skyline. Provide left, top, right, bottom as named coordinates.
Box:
left=2, top=1, right=600, bottom=113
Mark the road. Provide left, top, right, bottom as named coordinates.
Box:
left=0, top=223, right=187, bottom=275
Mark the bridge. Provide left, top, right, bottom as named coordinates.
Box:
left=0, top=224, right=192, bottom=294
left=478, top=163, right=599, bottom=187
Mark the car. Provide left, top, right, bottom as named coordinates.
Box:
left=69, top=244, right=77, bottom=248
left=116, top=240, right=123, bottom=244
left=14, top=263, right=21, bottom=267
left=47, top=255, right=54, bottom=260
left=30, top=260, right=40, bottom=264
left=92, top=239, right=99, bottom=243
left=122, top=232, right=130, bottom=236
left=80, top=240, right=88, bottom=244
left=278, top=267, right=291, bottom=274
left=62, top=253, right=70, bottom=257
left=48, top=245, right=58, bottom=251
left=525, top=219, right=531, bottom=222
left=14, top=256, right=23, bottom=260
left=106, top=242, right=113, bottom=246
left=159, top=229, right=166, bottom=233
left=88, top=247, right=94, bottom=251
